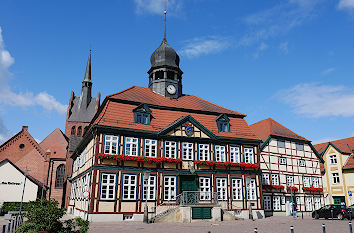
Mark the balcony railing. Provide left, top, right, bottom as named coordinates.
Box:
left=178, top=191, right=219, bottom=206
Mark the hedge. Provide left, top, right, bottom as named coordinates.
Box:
left=0, top=202, right=31, bottom=215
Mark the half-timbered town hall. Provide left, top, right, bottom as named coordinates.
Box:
left=67, top=35, right=264, bottom=222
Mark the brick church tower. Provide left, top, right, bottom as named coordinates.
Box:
left=63, top=51, right=100, bottom=207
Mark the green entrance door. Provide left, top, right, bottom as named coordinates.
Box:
left=179, top=175, right=198, bottom=205
left=333, top=196, right=346, bottom=205
left=179, top=175, right=198, bottom=193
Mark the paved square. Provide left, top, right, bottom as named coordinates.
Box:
left=87, top=216, right=354, bottom=233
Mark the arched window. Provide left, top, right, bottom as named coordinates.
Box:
left=55, top=164, right=65, bottom=189
left=71, top=126, right=76, bottom=135
left=77, top=126, right=82, bottom=136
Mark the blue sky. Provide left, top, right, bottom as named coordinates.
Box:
left=0, top=0, right=354, bottom=144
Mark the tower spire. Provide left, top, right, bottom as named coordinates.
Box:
left=164, top=0, right=168, bottom=40
left=79, top=49, right=92, bottom=108
left=83, top=49, right=91, bottom=82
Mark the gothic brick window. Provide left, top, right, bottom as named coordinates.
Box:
left=55, top=164, right=65, bottom=189
left=77, top=126, right=82, bottom=136
left=71, top=126, right=76, bottom=135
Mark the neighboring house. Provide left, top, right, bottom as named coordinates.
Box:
left=0, top=159, right=47, bottom=204
left=67, top=36, right=263, bottom=222
left=250, top=118, right=324, bottom=216
left=63, top=50, right=100, bottom=208
left=314, top=137, right=354, bottom=206
left=0, top=126, right=68, bottom=206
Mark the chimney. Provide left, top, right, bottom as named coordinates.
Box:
left=22, top=126, right=28, bottom=131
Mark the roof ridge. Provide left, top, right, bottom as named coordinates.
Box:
left=106, top=86, right=137, bottom=98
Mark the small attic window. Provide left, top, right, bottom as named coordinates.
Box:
left=216, top=114, right=230, bottom=133
left=133, top=104, right=151, bottom=125
left=19, top=144, right=25, bottom=150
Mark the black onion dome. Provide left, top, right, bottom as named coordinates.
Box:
left=150, top=38, right=180, bottom=68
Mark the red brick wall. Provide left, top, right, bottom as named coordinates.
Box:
left=48, top=161, right=66, bottom=207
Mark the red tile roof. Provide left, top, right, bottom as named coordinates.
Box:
left=249, top=118, right=308, bottom=142
left=39, top=128, right=68, bottom=159
left=92, top=86, right=259, bottom=141
left=107, top=86, right=246, bottom=117
left=314, top=137, right=354, bottom=155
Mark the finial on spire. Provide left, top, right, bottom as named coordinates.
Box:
left=164, top=0, right=168, bottom=40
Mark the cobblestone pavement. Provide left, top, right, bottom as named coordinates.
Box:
left=88, top=216, right=354, bottom=233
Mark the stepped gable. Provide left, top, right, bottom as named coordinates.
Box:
left=250, top=118, right=308, bottom=142
left=91, top=86, right=259, bottom=140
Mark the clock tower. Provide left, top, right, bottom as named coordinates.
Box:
left=148, top=37, right=183, bottom=99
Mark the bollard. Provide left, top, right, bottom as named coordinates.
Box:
left=290, top=225, right=294, bottom=233
left=2, top=225, right=5, bottom=233
left=254, top=228, right=258, bottom=233
left=11, top=219, right=15, bottom=233
left=322, top=223, right=326, bottom=233
left=301, top=211, right=303, bottom=219
left=350, top=222, right=353, bottom=233
left=7, top=222, right=10, bottom=233
left=331, top=210, right=334, bottom=220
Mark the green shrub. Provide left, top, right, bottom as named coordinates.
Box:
left=1, top=202, right=31, bottom=215
left=62, top=217, right=90, bottom=233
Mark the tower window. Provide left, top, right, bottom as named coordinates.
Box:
left=167, top=71, right=175, bottom=80
left=216, top=114, right=230, bottom=132
left=133, top=104, right=151, bottom=125
left=71, top=126, right=76, bottom=135
left=155, top=71, right=164, bottom=80
left=77, top=126, right=82, bottom=136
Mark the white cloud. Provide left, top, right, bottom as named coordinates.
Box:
left=321, top=67, right=335, bottom=75
left=312, top=137, right=335, bottom=145
left=179, top=37, right=230, bottom=58
left=0, top=117, right=11, bottom=144
left=239, top=0, right=321, bottom=47
left=0, top=26, right=67, bottom=115
left=278, top=83, right=354, bottom=118
left=134, top=0, right=181, bottom=15
left=253, top=42, right=269, bottom=58
left=279, top=42, right=289, bottom=54
left=338, top=0, right=354, bottom=10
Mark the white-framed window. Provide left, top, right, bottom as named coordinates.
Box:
left=262, top=173, right=270, bottom=185
left=143, top=176, right=156, bottom=200
left=299, top=159, right=306, bottom=167
left=125, top=137, right=138, bottom=156
left=231, top=178, right=243, bottom=200
left=314, top=197, right=321, bottom=210
left=165, top=141, right=177, bottom=158
left=100, top=173, right=116, bottom=200
left=296, top=143, right=304, bottom=151
left=247, top=179, right=257, bottom=200
left=329, top=155, right=337, bottom=165
left=264, top=196, right=272, bottom=211
left=163, top=176, right=177, bottom=201
left=332, top=173, right=340, bottom=184
left=122, top=174, right=137, bottom=200
left=278, top=140, right=285, bottom=148
left=273, top=196, right=281, bottom=210
left=279, top=157, right=287, bottom=165
left=286, top=175, right=294, bottom=187
left=271, top=174, right=279, bottom=185
left=244, top=147, right=254, bottom=163
left=104, top=135, right=119, bottom=154
left=70, top=182, right=76, bottom=200
left=303, top=177, right=311, bottom=187
left=312, top=177, right=319, bottom=188
left=144, top=139, right=157, bottom=157
left=216, top=178, right=227, bottom=200
left=199, top=177, right=211, bottom=200
left=215, top=145, right=226, bottom=162
left=305, top=197, right=313, bottom=211
left=198, top=144, right=210, bottom=161
left=80, top=149, right=86, bottom=167
left=182, top=142, right=194, bottom=160
left=230, top=146, right=240, bottom=163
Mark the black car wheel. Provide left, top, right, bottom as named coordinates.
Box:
left=337, top=213, right=344, bottom=220
left=312, top=212, right=320, bottom=219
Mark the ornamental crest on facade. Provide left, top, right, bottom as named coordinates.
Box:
left=184, top=123, right=194, bottom=136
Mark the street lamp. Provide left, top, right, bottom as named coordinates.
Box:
left=19, top=167, right=30, bottom=224
left=143, top=171, right=150, bottom=223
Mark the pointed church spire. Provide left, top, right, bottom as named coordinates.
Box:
left=79, top=50, right=92, bottom=108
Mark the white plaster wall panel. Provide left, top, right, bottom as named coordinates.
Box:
left=269, top=156, right=278, bottom=164
left=280, top=175, right=286, bottom=184
left=260, top=163, right=268, bottom=170
left=297, top=151, right=304, bottom=157
left=263, top=145, right=270, bottom=152
left=298, top=167, right=306, bottom=174
left=305, top=160, right=312, bottom=168
left=270, top=163, right=278, bottom=171
left=279, top=165, right=286, bottom=172
left=304, top=152, right=312, bottom=158
left=285, top=141, right=291, bottom=149
left=285, top=149, right=292, bottom=156
left=291, top=143, right=296, bottom=150
left=269, top=146, right=278, bottom=153
left=269, top=139, right=277, bottom=146
left=278, top=148, right=285, bottom=154
left=304, top=144, right=311, bottom=151
left=291, top=149, right=296, bottom=156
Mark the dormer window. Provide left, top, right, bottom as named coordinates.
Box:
left=216, top=114, right=230, bottom=132
left=133, top=104, right=151, bottom=125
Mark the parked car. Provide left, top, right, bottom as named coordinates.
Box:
left=312, top=205, right=352, bottom=220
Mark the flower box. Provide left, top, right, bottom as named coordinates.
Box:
left=287, top=186, right=298, bottom=192
left=263, top=184, right=285, bottom=191
left=193, top=160, right=259, bottom=169
left=302, top=187, right=323, bottom=192
left=96, top=153, right=182, bottom=165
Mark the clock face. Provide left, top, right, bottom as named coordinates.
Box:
left=166, top=85, right=176, bottom=95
